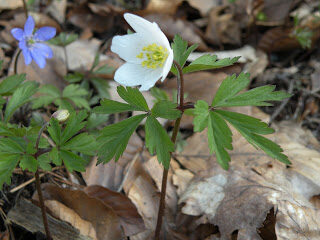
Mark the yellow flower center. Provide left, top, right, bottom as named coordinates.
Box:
left=136, top=43, right=168, bottom=69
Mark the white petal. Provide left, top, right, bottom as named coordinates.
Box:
left=114, top=63, right=162, bottom=91
left=124, top=13, right=171, bottom=51
left=111, top=34, right=148, bottom=63
left=161, top=48, right=174, bottom=82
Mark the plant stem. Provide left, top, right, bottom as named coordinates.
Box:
left=34, top=122, right=52, bottom=240
left=22, top=0, right=28, bottom=19
left=155, top=60, right=184, bottom=240
left=14, top=50, right=22, bottom=75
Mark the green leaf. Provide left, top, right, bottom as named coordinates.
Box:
left=62, top=84, right=88, bottom=98
left=91, top=51, right=100, bottom=71
left=64, top=72, right=84, bottom=83
left=93, top=64, right=114, bottom=74
left=49, top=147, right=61, bottom=165
left=38, top=154, right=52, bottom=171
left=215, top=110, right=274, bottom=135
left=4, top=81, right=38, bottom=122
left=97, top=114, right=146, bottom=163
left=212, top=73, right=291, bottom=107
left=90, top=77, right=110, bottom=99
left=150, top=87, right=169, bottom=103
left=0, top=74, right=26, bottom=95
left=60, top=150, right=86, bottom=172
left=171, top=34, right=198, bottom=74
left=48, top=118, right=61, bottom=145
left=183, top=55, right=240, bottom=74
left=19, top=155, right=37, bottom=172
left=145, top=116, right=175, bottom=169
left=49, top=32, right=78, bottom=46
left=86, top=113, right=109, bottom=129
left=0, top=138, right=24, bottom=153
left=62, top=133, right=96, bottom=155
left=94, top=99, right=138, bottom=114
left=32, top=84, right=61, bottom=109
left=117, top=86, right=149, bottom=111
left=151, top=100, right=181, bottom=120
left=61, top=111, right=87, bottom=144
left=216, top=110, right=290, bottom=165
left=0, top=153, right=19, bottom=188
left=207, top=111, right=233, bottom=170
left=193, top=100, right=210, bottom=132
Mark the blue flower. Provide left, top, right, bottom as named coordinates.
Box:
left=11, top=16, right=56, bottom=69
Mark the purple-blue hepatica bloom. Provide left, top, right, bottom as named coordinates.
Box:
left=11, top=16, right=56, bottom=69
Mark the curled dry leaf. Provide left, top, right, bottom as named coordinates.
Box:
left=178, top=115, right=320, bottom=239
left=144, top=14, right=209, bottom=51
left=34, top=184, right=145, bottom=239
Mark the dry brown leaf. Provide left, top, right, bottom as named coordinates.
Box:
left=205, top=5, right=241, bottom=46
left=34, top=184, right=145, bottom=239
left=186, top=0, right=221, bottom=16
left=142, top=0, right=183, bottom=15
left=83, top=133, right=143, bottom=191
left=178, top=116, right=320, bottom=239
left=144, top=14, right=209, bottom=51
left=46, top=0, right=67, bottom=24
left=84, top=185, right=145, bottom=236
left=45, top=200, right=97, bottom=240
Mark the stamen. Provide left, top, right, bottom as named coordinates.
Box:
left=136, top=43, right=168, bottom=69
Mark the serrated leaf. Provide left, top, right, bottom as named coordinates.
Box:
left=171, top=34, right=198, bottom=74
left=0, top=153, right=19, bottom=188
left=48, top=118, right=61, bottom=145
left=60, top=150, right=86, bottom=172
left=69, top=96, right=90, bottom=110
left=19, top=155, right=37, bottom=172
left=93, top=64, right=114, bottom=74
left=61, top=111, right=87, bottom=144
left=38, top=154, right=52, bottom=171
left=193, top=100, right=210, bottom=132
left=4, top=81, right=38, bottom=122
left=94, top=99, right=138, bottom=114
left=208, top=111, right=233, bottom=170
left=64, top=72, right=84, bottom=83
left=86, top=113, right=109, bottom=129
left=97, top=114, right=146, bottom=163
left=32, top=84, right=61, bottom=109
left=215, top=110, right=274, bottom=135
left=49, top=147, right=61, bottom=165
left=90, top=77, right=110, bottom=99
left=117, top=86, right=149, bottom=111
left=150, top=87, right=169, bottom=103
left=49, top=32, right=78, bottom=46
left=0, top=74, right=26, bottom=95
left=151, top=100, right=181, bottom=120
left=0, top=138, right=24, bottom=153
left=145, top=116, right=175, bottom=169
left=62, top=84, right=88, bottom=98
left=62, top=133, right=96, bottom=155
left=183, top=55, right=240, bottom=74
left=212, top=73, right=291, bottom=107
left=219, top=85, right=292, bottom=107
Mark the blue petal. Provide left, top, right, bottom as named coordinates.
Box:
left=18, top=40, right=28, bottom=50
left=22, top=49, right=32, bottom=65
left=11, top=28, right=24, bottom=41
left=34, top=27, right=56, bottom=41
left=30, top=47, right=46, bottom=68
left=33, top=43, right=53, bottom=59
left=24, top=16, right=35, bottom=37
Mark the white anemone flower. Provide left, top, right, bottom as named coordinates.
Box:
left=111, top=13, right=174, bottom=91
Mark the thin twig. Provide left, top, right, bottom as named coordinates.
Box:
left=10, top=173, right=45, bottom=193
left=14, top=50, right=22, bottom=75
left=155, top=60, right=184, bottom=240
left=22, top=0, right=28, bottom=19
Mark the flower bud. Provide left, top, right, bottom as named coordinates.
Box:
left=52, top=110, right=69, bottom=122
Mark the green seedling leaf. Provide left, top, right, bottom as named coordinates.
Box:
left=150, top=87, right=169, bottom=103
left=145, top=115, right=175, bottom=169
left=117, top=86, right=149, bottom=111
left=60, top=150, right=86, bottom=172
left=86, top=113, right=109, bottom=129
left=193, top=100, right=210, bottom=132
left=183, top=55, right=240, bottom=74
left=90, top=77, right=110, bottom=99
left=62, top=133, right=96, bottom=155
left=60, top=111, right=87, bottom=144
left=0, top=153, right=19, bottom=188
left=19, top=155, right=37, bottom=172
left=97, top=114, right=146, bottom=163
left=93, top=64, right=114, bottom=75
left=0, top=74, right=26, bottom=95
left=94, top=99, right=138, bottom=114
left=4, top=81, right=38, bottom=122
left=151, top=100, right=181, bottom=120
left=64, top=72, right=84, bottom=83
left=49, top=32, right=78, bottom=46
